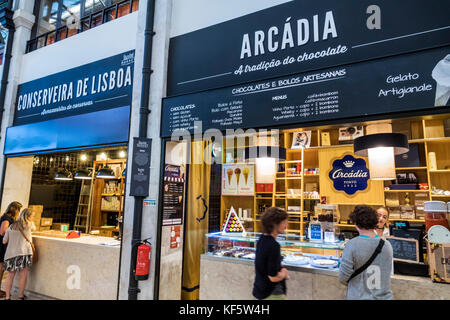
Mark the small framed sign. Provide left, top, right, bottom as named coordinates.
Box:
left=386, top=236, right=420, bottom=263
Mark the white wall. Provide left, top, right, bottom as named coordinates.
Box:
left=0, top=156, right=34, bottom=213
left=170, top=0, right=292, bottom=37
left=20, top=11, right=138, bottom=84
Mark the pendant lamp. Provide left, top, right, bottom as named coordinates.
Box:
left=244, top=145, right=286, bottom=191
left=354, top=133, right=409, bottom=180
left=96, top=166, right=116, bottom=179
left=74, top=168, right=92, bottom=180
left=55, top=168, right=73, bottom=181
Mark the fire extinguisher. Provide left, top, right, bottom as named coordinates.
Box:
left=134, top=238, right=152, bottom=281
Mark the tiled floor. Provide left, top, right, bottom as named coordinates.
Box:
left=1, top=275, right=56, bottom=300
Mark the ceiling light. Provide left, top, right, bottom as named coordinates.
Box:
left=354, top=133, right=409, bottom=180
left=74, top=168, right=92, bottom=180
left=55, top=168, right=73, bottom=181
left=96, top=166, right=116, bottom=179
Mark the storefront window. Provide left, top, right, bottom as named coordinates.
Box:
left=163, top=115, right=450, bottom=299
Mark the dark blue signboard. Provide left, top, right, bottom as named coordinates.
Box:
left=161, top=46, right=450, bottom=138
left=168, top=0, right=450, bottom=96
left=329, top=155, right=370, bottom=195
left=14, top=50, right=135, bottom=125
left=5, top=106, right=130, bottom=155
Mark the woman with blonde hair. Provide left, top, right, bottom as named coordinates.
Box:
left=0, top=201, right=22, bottom=298
left=2, top=208, right=35, bottom=300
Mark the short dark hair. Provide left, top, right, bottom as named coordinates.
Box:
left=261, top=207, right=288, bottom=234
left=350, top=205, right=378, bottom=230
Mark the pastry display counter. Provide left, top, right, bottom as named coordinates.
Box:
left=200, top=232, right=450, bottom=300
left=19, top=230, right=120, bottom=300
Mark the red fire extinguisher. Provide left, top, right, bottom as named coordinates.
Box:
left=134, top=239, right=152, bottom=281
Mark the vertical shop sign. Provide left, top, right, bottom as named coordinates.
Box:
left=162, top=165, right=185, bottom=226
left=130, top=138, right=152, bottom=197
left=329, top=154, right=370, bottom=195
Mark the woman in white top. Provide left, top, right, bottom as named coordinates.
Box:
left=376, top=207, right=390, bottom=238
left=2, top=208, right=35, bottom=300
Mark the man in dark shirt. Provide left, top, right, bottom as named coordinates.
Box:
left=253, top=207, right=289, bottom=300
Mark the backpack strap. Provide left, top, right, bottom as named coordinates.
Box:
left=347, top=239, right=385, bottom=283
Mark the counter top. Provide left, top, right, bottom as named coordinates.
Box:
left=202, top=254, right=339, bottom=277
left=201, top=254, right=448, bottom=287
left=32, top=230, right=121, bottom=248
left=200, top=254, right=450, bottom=300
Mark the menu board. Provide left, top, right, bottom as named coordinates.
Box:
left=386, top=236, right=420, bottom=263
left=162, top=165, right=185, bottom=226
left=162, top=46, right=450, bottom=137
left=222, top=163, right=255, bottom=196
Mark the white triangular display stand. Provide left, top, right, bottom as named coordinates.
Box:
left=221, top=206, right=246, bottom=235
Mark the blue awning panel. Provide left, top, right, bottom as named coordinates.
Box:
left=4, top=105, right=130, bottom=155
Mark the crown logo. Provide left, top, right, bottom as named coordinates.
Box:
left=343, top=160, right=354, bottom=168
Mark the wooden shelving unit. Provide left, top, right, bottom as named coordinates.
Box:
left=90, top=159, right=126, bottom=236
left=219, top=117, right=450, bottom=234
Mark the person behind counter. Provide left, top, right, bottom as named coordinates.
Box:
left=2, top=208, right=36, bottom=300
left=339, top=205, right=393, bottom=300
left=376, top=207, right=390, bottom=238
left=253, top=207, right=289, bottom=300
left=0, top=201, right=22, bottom=298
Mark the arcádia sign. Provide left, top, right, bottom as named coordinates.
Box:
left=329, top=155, right=370, bottom=195
left=168, top=0, right=450, bottom=96
left=14, top=51, right=135, bottom=125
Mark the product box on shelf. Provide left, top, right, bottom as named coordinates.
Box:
left=52, top=223, right=70, bottom=232
left=29, top=205, right=43, bottom=230
left=395, top=143, right=420, bottom=168
left=40, top=218, right=53, bottom=230
left=400, top=206, right=415, bottom=220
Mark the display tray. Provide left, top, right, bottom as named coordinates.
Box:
left=207, top=248, right=341, bottom=270
left=206, top=232, right=346, bottom=250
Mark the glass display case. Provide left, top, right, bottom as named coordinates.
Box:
left=204, top=232, right=347, bottom=270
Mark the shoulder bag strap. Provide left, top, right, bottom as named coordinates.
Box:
left=18, top=226, right=32, bottom=244
left=347, top=239, right=385, bottom=283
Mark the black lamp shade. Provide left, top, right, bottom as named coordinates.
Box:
left=55, top=168, right=73, bottom=181
left=97, top=166, right=116, bottom=179
left=354, top=133, right=409, bottom=157
left=74, top=168, right=92, bottom=180
left=244, top=146, right=286, bottom=161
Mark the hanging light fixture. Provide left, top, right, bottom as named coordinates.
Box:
left=74, top=168, right=92, bottom=180
left=55, top=168, right=73, bottom=181
left=245, top=145, right=286, bottom=192
left=96, top=166, right=116, bottom=179
left=354, top=133, right=409, bottom=180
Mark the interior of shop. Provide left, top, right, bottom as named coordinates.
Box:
left=165, top=113, right=450, bottom=298
left=1, top=146, right=128, bottom=239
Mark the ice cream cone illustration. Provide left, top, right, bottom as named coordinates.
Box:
left=227, top=168, right=233, bottom=185
left=432, top=54, right=450, bottom=106
left=243, top=167, right=249, bottom=184
left=235, top=168, right=241, bottom=185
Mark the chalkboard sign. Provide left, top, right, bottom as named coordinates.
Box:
left=386, top=236, right=420, bottom=263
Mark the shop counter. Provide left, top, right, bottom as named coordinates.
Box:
left=199, top=254, right=450, bottom=300
left=21, top=231, right=121, bottom=300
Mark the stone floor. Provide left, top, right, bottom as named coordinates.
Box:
left=1, top=274, right=56, bottom=300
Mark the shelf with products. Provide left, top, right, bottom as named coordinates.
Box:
left=90, top=159, right=126, bottom=232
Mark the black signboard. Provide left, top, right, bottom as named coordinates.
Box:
left=129, top=138, right=152, bottom=197
left=386, top=236, right=420, bottom=263
left=162, top=165, right=185, bottom=226
left=15, top=50, right=135, bottom=125
left=168, top=0, right=450, bottom=96
left=161, top=46, right=450, bottom=138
